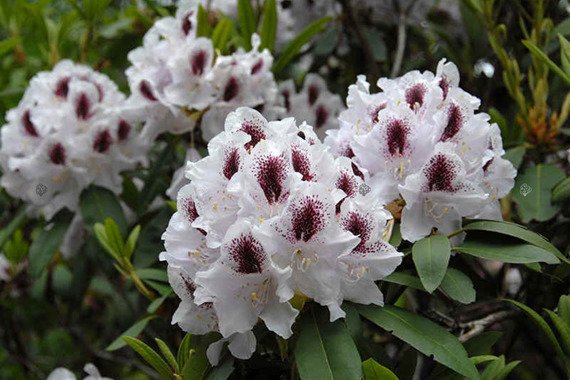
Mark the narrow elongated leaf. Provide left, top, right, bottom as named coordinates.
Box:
left=456, top=239, right=559, bottom=264
left=80, top=186, right=127, bottom=235
left=29, top=211, right=72, bottom=277
left=125, top=225, right=141, bottom=259
left=462, top=220, right=568, bottom=264
left=259, top=0, right=277, bottom=51
left=295, top=306, right=362, bottom=380
left=412, top=235, right=451, bottom=293
left=513, top=164, right=565, bottom=222
left=181, top=333, right=219, bottom=380
left=522, top=39, right=570, bottom=84
left=559, top=34, right=570, bottom=75
left=362, top=358, right=398, bottom=380
left=544, top=309, right=570, bottom=354
left=123, top=336, right=174, bottom=379
left=237, top=0, right=256, bottom=49
left=559, top=295, right=570, bottom=326
left=439, top=268, right=476, bottom=304
left=106, top=315, right=156, bottom=351
left=155, top=338, right=179, bottom=373
left=357, top=305, right=479, bottom=379
left=136, top=268, right=168, bottom=282
left=177, top=333, right=192, bottom=370
left=552, top=177, right=570, bottom=203
left=196, top=4, right=211, bottom=37
left=506, top=300, right=565, bottom=360
left=211, top=17, right=233, bottom=53
left=273, top=16, right=333, bottom=72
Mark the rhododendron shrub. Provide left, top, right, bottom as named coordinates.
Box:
left=1, top=1, right=569, bottom=380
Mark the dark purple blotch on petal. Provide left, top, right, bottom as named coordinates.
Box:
left=93, top=129, right=112, bottom=153
left=48, top=143, right=66, bottom=165
left=290, top=196, right=327, bottom=242
left=228, top=233, right=266, bottom=274
left=440, top=103, right=463, bottom=142
left=423, top=154, right=458, bottom=192
left=22, top=110, right=38, bottom=137
left=223, top=77, right=239, bottom=102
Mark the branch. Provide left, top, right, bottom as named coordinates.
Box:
left=458, top=310, right=516, bottom=342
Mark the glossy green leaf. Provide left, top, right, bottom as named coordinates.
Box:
left=273, top=16, right=333, bottom=72
left=181, top=333, right=219, bottom=380
left=29, top=211, right=72, bottom=278
left=506, top=300, right=565, bottom=360
left=503, top=146, right=525, bottom=169
left=513, top=164, right=565, bottom=222
left=552, top=177, right=570, bottom=203
left=80, top=186, right=127, bottom=235
left=137, top=268, right=168, bottom=282
left=123, top=336, right=174, bottom=379
left=155, top=338, right=179, bottom=373
left=439, top=268, right=476, bottom=304
left=362, top=358, right=398, bottom=380
left=177, top=333, right=192, bottom=370
left=383, top=272, right=426, bottom=292
left=523, top=39, right=570, bottom=84
left=559, top=295, right=570, bottom=326
left=462, top=220, right=568, bottom=264
left=455, top=239, right=559, bottom=264
left=237, top=0, right=256, bottom=49
left=412, top=235, right=451, bottom=293
left=124, top=225, right=141, bottom=259
left=259, top=0, right=277, bottom=51
left=357, top=305, right=479, bottom=379
left=295, top=306, right=362, bottom=380
left=106, top=315, right=156, bottom=351
left=147, top=291, right=172, bottom=314
left=206, top=356, right=234, bottom=380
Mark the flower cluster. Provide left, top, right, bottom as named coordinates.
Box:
left=279, top=74, right=345, bottom=140
left=0, top=60, right=147, bottom=219
left=161, top=108, right=402, bottom=363
left=325, top=59, right=516, bottom=242
left=123, top=1, right=281, bottom=142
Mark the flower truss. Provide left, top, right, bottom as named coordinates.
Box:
left=123, top=1, right=281, bottom=142
left=0, top=60, right=148, bottom=220
left=279, top=74, right=345, bottom=140
left=325, top=59, right=517, bottom=242
left=161, top=108, right=402, bottom=364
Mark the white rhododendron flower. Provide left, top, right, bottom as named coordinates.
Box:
left=0, top=60, right=148, bottom=220
left=326, top=59, right=516, bottom=242
left=161, top=108, right=402, bottom=363
left=279, top=74, right=345, bottom=140
left=47, top=363, right=113, bottom=380
left=124, top=1, right=281, bottom=142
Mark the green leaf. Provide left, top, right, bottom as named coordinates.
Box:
left=125, top=225, right=141, bottom=259
left=513, top=164, right=565, bottom=222
left=147, top=291, right=172, bottom=314
left=503, top=146, right=525, bottom=169
left=181, top=333, right=219, bottom=380
left=94, top=223, right=120, bottom=261
left=273, top=16, right=333, bottom=72
left=412, top=235, right=451, bottom=293
left=553, top=177, right=570, bottom=203
left=0, top=206, right=27, bottom=249
left=462, top=220, right=568, bottom=264
left=123, top=336, right=174, bottom=379
left=295, top=306, right=362, bottom=380
left=137, top=268, right=168, bottom=283
left=177, top=333, right=192, bottom=370
left=211, top=17, right=233, bottom=53
left=357, top=305, right=479, bottom=379
left=155, top=338, right=179, bottom=373
left=80, top=186, right=127, bottom=235
left=362, top=358, right=399, bottom=380
left=104, top=218, right=125, bottom=257
left=559, top=295, right=570, bottom=326
left=383, top=272, right=426, bottom=292
left=237, top=0, right=256, bottom=49
left=0, top=36, right=19, bottom=56
left=28, top=211, right=72, bottom=278
left=439, top=268, right=476, bottom=304
left=389, top=223, right=402, bottom=248
left=559, top=34, right=570, bottom=75
left=259, top=0, right=277, bottom=51
left=464, top=332, right=502, bottom=356
left=206, top=356, right=234, bottom=380
left=455, top=238, right=559, bottom=264
left=544, top=309, right=570, bottom=354
left=506, top=300, right=565, bottom=360
left=522, top=39, right=570, bottom=85
left=106, top=315, right=156, bottom=351
left=196, top=4, right=211, bottom=38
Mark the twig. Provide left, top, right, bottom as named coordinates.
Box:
left=458, top=310, right=516, bottom=342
